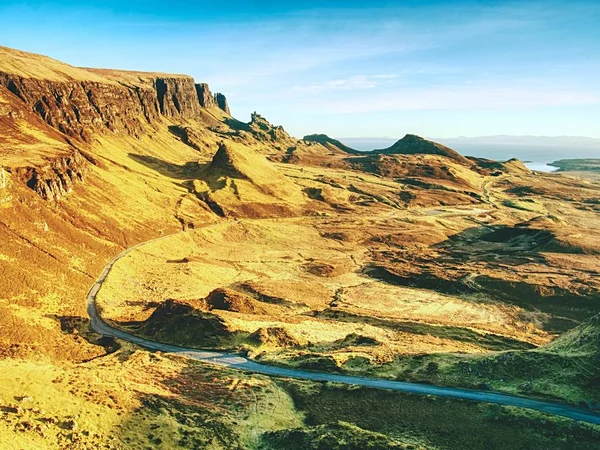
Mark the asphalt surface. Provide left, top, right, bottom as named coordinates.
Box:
left=86, top=231, right=600, bottom=426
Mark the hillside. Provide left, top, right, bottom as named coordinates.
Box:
left=375, top=134, right=472, bottom=164
left=193, top=141, right=306, bottom=217
left=546, top=312, right=600, bottom=356
left=1, top=44, right=600, bottom=449
left=303, top=133, right=361, bottom=154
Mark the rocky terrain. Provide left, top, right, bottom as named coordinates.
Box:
left=1, top=45, right=600, bottom=449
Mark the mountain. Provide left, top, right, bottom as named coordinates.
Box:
left=373, top=134, right=471, bottom=164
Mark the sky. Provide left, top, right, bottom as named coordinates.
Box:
left=0, top=0, right=599, bottom=139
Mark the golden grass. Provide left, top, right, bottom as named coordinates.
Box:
left=0, top=45, right=114, bottom=83
left=97, top=213, right=550, bottom=361
left=1, top=45, right=600, bottom=447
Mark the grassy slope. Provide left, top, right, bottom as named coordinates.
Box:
left=275, top=381, right=600, bottom=450
left=2, top=44, right=600, bottom=449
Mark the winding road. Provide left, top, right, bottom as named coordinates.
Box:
left=86, top=230, right=600, bottom=426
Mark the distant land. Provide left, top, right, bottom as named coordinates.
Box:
left=549, top=159, right=600, bottom=172
left=338, top=136, right=600, bottom=162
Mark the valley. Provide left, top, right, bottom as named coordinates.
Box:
left=0, top=45, right=599, bottom=449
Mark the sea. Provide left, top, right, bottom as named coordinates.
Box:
left=522, top=162, right=558, bottom=172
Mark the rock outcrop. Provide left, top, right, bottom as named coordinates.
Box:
left=214, top=93, right=230, bottom=114
left=248, top=112, right=293, bottom=143
left=154, top=76, right=204, bottom=118
left=0, top=166, right=10, bottom=204
left=0, top=167, right=6, bottom=189
left=14, top=150, right=88, bottom=201
left=195, top=82, right=216, bottom=108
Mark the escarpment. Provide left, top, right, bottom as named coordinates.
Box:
left=0, top=72, right=231, bottom=142
left=0, top=45, right=235, bottom=201
left=0, top=46, right=231, bottom=144
left=196, top=83, right=217, bottom=108
left=154, top=76, right=204, bottom=118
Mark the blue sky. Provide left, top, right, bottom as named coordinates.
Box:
left=0, top=0, right=599, bottom=138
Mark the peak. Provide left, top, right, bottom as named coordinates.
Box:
left=211, top=142, right=237, bottom=172
left=401, top=134, right=426, bottom=141
left=209, top=142, right=279, bottom=181
left=250, top=112, right=269, bottom=123
left=376, top=134, right=470, bottom=164
left=201, top=141, right=305, bottom=216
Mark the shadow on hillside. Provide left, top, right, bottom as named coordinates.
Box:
left=433, top=224, right=555, bottom=264
left=128, top=153, right=206, bottom=180
left=223, top=117, right=249, bottom=132
left=167, top=125, right=187, bottom=140
left=109, top=360, right=254, bottom=448
left=46, top=314, right=121, bottom=355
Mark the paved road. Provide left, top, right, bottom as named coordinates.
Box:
left=86, top=231, right=600, bottom=426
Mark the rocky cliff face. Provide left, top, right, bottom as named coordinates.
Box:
left=0, top=72, right=230, bottom=143
left=195, top=83, right=216, bottom=108
left=214, top=93, right=230, bottom=115
left=0, top=46, right=235, bottom=201
left=155, top=76, right=204, bottom=118
left=249, top=112, right=292, bottom=143
left=13, top=150, right=89, bottom=201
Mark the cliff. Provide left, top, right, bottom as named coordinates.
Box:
left=214, top=92, right=230, bottom=115
left=196, top=82, right=217, bottom=108
left=0, top=46, right=231, bottom=143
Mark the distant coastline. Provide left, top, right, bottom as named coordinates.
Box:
left=337, top=136, right=600, bottom=165
left=548, top=159, right=600, bottom=172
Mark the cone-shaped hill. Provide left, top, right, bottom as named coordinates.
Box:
left=193, top=142, right=305, bottom=218
left=374, top=134, right=471, bottom=165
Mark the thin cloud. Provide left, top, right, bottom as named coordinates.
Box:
left=293, top=75, right=396, bottom=92
left=294, top=85, right=599, bottom=114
